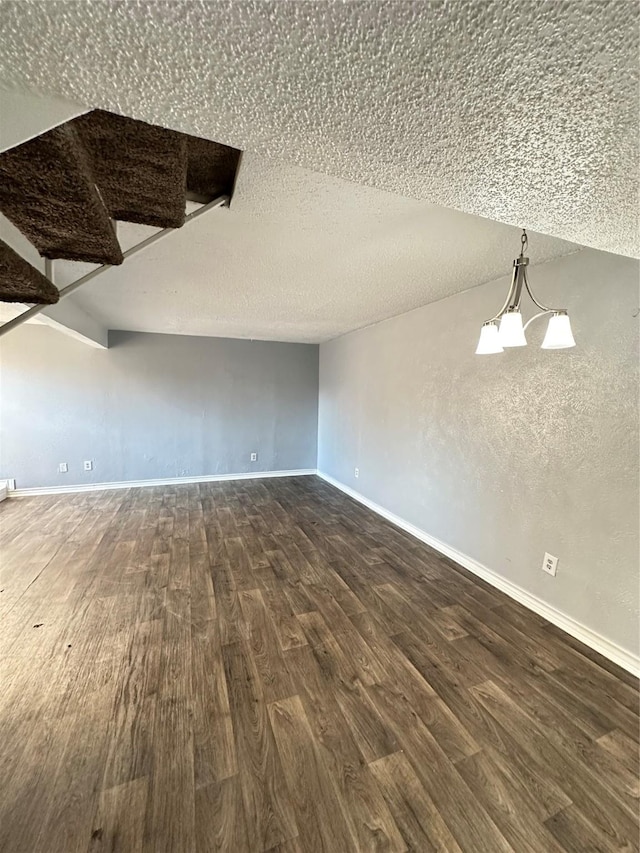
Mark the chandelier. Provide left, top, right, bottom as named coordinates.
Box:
left=476, top=229, right=575, bottom=355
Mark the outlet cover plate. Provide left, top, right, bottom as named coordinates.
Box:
left=542, top=552, right=558, bottom=577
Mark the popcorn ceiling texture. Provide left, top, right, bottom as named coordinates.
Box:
left=0, top=0, right=637, bottom=257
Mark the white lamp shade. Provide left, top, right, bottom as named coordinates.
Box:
left=499, top=311, right=527, bottom=347
left=541, top=313, right=575, bottom=349
left=475, top=322, right=504, bottom=354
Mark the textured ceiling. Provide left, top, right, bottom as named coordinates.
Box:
left=0, top=0, right=637, bottom=257
left=0, top=154, right=578, bottom=343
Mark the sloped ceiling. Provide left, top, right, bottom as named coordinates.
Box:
left=0, top=0, right=637, bottom=257
left=0, top=154, right=579, bottom=343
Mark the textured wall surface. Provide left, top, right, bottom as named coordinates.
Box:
left=0, top=1, right=637, bottom=257
left=0, top=329, right=319, bottom=487
left=319, top=249, right=640, bottom=655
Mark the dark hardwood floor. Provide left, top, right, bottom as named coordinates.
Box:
left=0, top=475, right=638, bottom=852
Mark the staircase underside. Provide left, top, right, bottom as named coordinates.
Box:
left=0, top=109, right=241, bottom=305
left=72, top=110, right=189, bottom=230
left=0, top=238, right=59, bottom=304
left=0, top=123, right=123, bottom=267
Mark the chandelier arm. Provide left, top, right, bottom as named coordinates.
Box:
left=475, top=229, right=575, bottom=353
left=523, top=310, right=552, bottom=332
left=523, top=267, right=564, bottom=313
left=485, top=264, right=518, bottom=324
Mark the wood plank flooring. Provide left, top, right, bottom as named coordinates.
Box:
left=0, top=475, right=638, bottom=852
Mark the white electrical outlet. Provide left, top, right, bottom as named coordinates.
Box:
left=250, top=452, right=257, bottom=462
left=542, top=552, right=558, bottom=576
left=58, top=462, right=68, bottom=473
left=354, top=467, right=359, bottom=478
left=84, top=460, right=93, bottom=471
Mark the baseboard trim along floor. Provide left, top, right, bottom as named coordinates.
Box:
left=317, top=471, right=640, bottom=678
left=9, top=468, right=317, bottom=497
left=6, top=466, right=637, bottom=677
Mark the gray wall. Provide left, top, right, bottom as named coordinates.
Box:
left=0, top=329, right=318, bottom=488
left=319, top=248, right=639, bottom=656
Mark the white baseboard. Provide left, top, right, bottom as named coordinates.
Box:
left=7, top=466, right=638, bottom=676
left=10, top=469, right=316, bottom=497
left=0, top=482, right=7, bottom=503
left=318, top=471, right=640, bottom=678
